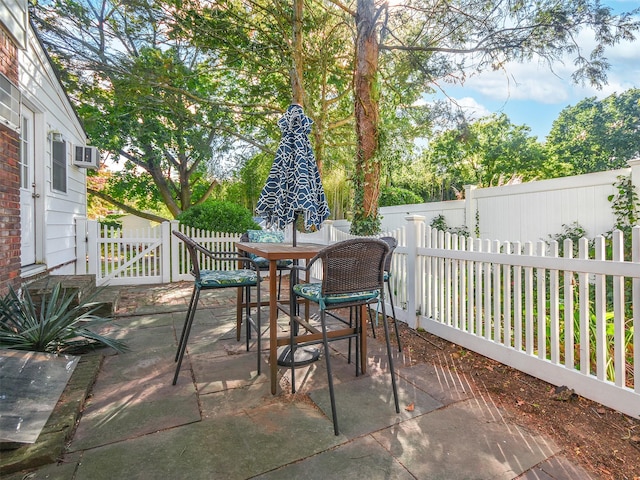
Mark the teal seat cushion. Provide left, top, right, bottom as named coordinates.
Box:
left=293, top=282, right=379, bottom=307
left=253, top=256, right=293, bottom=269
left=246, top=230, right=289, bottom=265
left=198, top=269, right=258, bottom=288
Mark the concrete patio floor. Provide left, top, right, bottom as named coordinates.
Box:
left=3, top=282, right=596, bottom=479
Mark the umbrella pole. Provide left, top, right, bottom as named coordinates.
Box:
left=292, top=211, right=298, bottom=247
left=277, top=209, right=320, bottom=368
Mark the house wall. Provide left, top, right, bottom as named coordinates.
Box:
left=17, top=18, right=88, bottom=276
left=0, top=0, right=27, bottom=49
left=0, top=26, right=22, bottom=296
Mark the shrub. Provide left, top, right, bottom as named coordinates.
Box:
left=177, top=200, right=260, bottom=233
left=0, top=283, right=127, bottom=354
left=379, top=186, right=422, bottom=207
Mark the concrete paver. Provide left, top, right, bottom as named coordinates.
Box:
left=2, top=282, right=597, bottom=479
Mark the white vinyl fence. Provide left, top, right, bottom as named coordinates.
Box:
left=387, top=216, right=639, bottom=420
left=76, top=216, right=639, bottom=420
left=377, top=158, right=640, bottom=244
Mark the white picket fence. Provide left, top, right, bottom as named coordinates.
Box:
left=382, top=216, right=639, bottom=420
left=76, top=216, right=639, bottom=419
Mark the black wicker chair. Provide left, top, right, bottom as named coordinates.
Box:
left=290, top=238, right=400, bottom=435
left=172, top=230, right=262, bottom=385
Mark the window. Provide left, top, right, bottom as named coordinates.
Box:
left=0, top=73, right=21, bottom=132
left=20, top=116, right=29, bottom=189
left=52, top=139, right=67, bottom=192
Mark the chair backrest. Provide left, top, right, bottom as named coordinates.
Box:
left=379, top=236, right=397, bottom=272
left=173, top=230, right=202, bottom=280
left=316, top=238, right=389, bottom=296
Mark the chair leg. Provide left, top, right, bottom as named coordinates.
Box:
left=320, top=309, right=340, bottom=436
left=255, top=281, right=261, bottom=376
left=290, top=328, right=296, bottom=394
left=386, top=281, right=402, bottom=352
left=379, top=301, right=400, bottom=414
left=347, top=307, right=353, bottom=364
left=368, top=306, right=377, bottom=339
left=236, top=286, right=244, bottom=342
left=173, top=287, right=201, bottom=385
left=176, top=286, right=198, bottom=362
left=355, top=306, right=361, bottom=377
left=245, top=284, right=251, bottom=351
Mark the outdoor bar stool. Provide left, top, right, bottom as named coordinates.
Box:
left=172, top=230, right=262, bottom=385
left=289, top=238, right=400, bottom=435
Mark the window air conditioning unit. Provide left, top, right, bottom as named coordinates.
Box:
left=74, top=145, right=100, bottom=169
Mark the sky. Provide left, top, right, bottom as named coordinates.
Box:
left=430, top=0, right=640, bottom=141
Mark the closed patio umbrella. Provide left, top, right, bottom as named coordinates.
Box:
left=256, top=104, right=330, bottom=245
left=256, top=104, right=329, bottom=366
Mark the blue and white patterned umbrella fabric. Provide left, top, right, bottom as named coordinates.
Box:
left=256, top=104, right=330, bottom=232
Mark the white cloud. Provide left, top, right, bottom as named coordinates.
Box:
left=452, top=97, right=493, bottom=120
left=456, top=19, right=639, bottom=106
left=463, top=64, right=571, bottom=104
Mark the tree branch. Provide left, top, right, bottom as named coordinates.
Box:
left=87, top=188, right=170, bottom=223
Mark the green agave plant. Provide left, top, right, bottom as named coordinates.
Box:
left=0, top=283, right=127, bottom=354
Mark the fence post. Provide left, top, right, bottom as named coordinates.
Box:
left=161, top=221, right=171, bottom=283
left=170, top=220, right=180, bottom=282
left=86, top=220, right=98, bottom=277
left=464, top=184, right=477, bottom=236
left=322, top=220, right=334, bottom=244
left=404, top=214, right=425, bottom=329
left=75, top=217, right=87, bottom=275
left=629, top=157, right=640, bottom=197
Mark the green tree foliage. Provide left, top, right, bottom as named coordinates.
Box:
left=177, top=201, right=260, bottom=234
left=427, top=114, right=568, bottom=196
left=32, top=0, right=640, bottom=230
left=546, top=89, right=640, bottom=174
left=342, top=0, right=639, bottom=234
left=31, top=0, right=277, bottom=220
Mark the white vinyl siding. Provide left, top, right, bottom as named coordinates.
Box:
left=0, top=0, right=28, bottom=48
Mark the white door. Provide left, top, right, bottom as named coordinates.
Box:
left=20, top=108, right=37, bottom=266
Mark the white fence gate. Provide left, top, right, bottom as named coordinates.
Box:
left=77, top=219, right=171, bottom=286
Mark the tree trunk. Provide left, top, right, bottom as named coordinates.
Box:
left=353, top=0, right=381, bottom=232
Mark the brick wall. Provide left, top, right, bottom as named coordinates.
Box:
left=0, top=27, right=21, bottom=296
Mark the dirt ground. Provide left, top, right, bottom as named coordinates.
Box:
left=373, top=320, right=640, bottom=480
